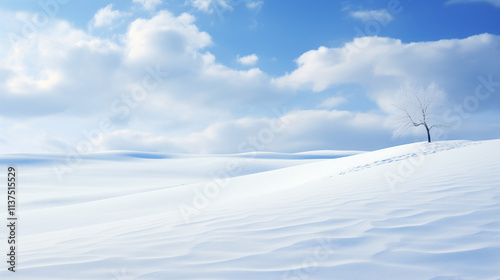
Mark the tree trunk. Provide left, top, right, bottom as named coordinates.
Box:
left=425, top=124, right=431, bottom=143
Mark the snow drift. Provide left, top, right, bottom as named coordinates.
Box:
left=0, top=140, right=499, bottom=279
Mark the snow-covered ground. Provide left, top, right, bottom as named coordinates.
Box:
left=1, top=140, right=499, bottom=279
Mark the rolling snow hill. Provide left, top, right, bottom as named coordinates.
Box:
left=0, top=140, right=499, bottom=279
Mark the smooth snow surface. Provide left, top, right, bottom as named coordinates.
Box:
left=0, top=141, right=499, bottom=279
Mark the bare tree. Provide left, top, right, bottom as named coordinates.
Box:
left=390, top=82, right=447, bottom=143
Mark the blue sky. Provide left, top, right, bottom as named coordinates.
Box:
left=0, top=0, right=499, bottom=153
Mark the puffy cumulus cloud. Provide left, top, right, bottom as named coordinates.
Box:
left=120, top=59, right=279, bottom=140
left=2, top=6, right=499, bottom=155
left=119, top=10, right=279, bottom=124
left=273, top=34, right=500, bottom=113
left=0, top=8, right=286, bottom=154
left=445, top=0, right=500, bottom=7
left=0, top=15, right=123, bottom=117
left=133, top=0, right=163, bottom=11
left=350, top=9, right=393, bottom=23
left=237, top=54, right=259, bottom=66
left=0, top=8, right=275, bottom=120
left=98, top=109, right=391, bottom=153
left=92, top=4, right=130, bottom=28
left=123, top=11, right=211, bottom=66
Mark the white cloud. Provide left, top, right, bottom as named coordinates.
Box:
left=0, top=9, right=285, bottom=153
left=100, top=109, right=389, bottom=153
left=1, top=7, right=500, bottom=154
left=191, top=0, right=211, bottom=12
left=1, top=18, right=121, bottom=101
left=119, top=10, right=278, bottom=126
left=124, top=11, right=212, bottom=64
left=273, top=34, right=500, bottom=115
left=350, top=9, right=393, bottom=23
left=190, top=0, right=260, bottom=15
left=237, top=54, right=259, bottom=66
left=246, top=1, right=264, bottom=11
left=445, top=0, right=500, bottom=7
left=6, top=69, right=63, bottom=94
left=191, top=0, right=233, bottom=13
left=133, top=0, right=162, bottom=11
left=92, top=4, right=130, bottom=28
left=319, top=97, right=347, bottom=108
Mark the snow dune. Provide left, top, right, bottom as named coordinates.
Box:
left=0, top=140, right=499, bottom=279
